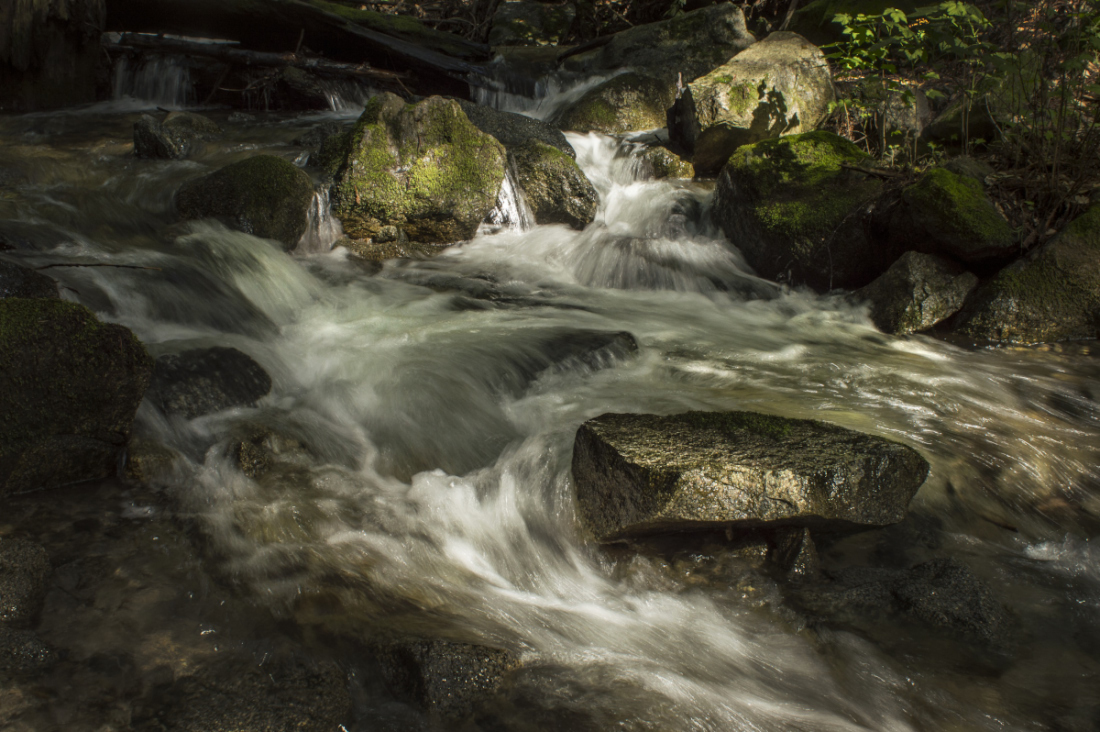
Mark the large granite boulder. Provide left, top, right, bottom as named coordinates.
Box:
left=326, top=94, right=507, bottom=245
left=0, top=538, right=51, bottom=626
left=854, top=251, right=978, bottom=335
left=571, top=410, right=929, bottom=542
left=509, top=139, right=598, bottom=229
left=0, top=259, right=58, bottom=299
left=149, top=346, right=272, bottom=420
left=552, top=72, right=676, bottom=134
left=456, top=99, right=574, bottom=157
left=883, top=167, right=1016, bottom=263
left=669, top=31, right=835, bottom=175
left=0, top=299, right=153, bottom=496
left=176, top=155, right=315, bottom=250
left=562, top=3, right=756, bottom=85
left=711, top=131, right=888, bottom=291
left=952, top=204, right=1100, bottom=344
left=134, top=111, right=222, bottom=160
left=489, top=1, right=575, bottom=46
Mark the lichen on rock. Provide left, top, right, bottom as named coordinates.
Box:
left=328, top=93, right=507, bottom=244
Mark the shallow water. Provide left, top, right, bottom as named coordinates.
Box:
left=1, top=83, right=1099, bottom=731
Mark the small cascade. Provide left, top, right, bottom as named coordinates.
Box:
left=321, top=79, right=376, bottom=113
left=480, top=166, right=535, bottom=235
left=472, top=66, right=626, bottom=122
left=112, top=55, right=194, bottom=108
left=296, top=188, right=344, bottom=254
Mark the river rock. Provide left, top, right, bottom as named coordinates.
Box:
left=874, top=87, right=932, bottom=155
left=455, top=99, right=574, bottom=158
left=328, top=93, right=507, bottom=244
left=0, top=538, right=51, bottom=626
left=884, top=167, right=1016, bottom=263
left=294, top=120, right=348, bottom=151
left=562, top=3, right=756, bottom=85
left=953, top=204, right=1100, bottom=344
left=711, top=131, right=888, bottom=291
left=123, top=437, right=184, bottom=485
left=149, top=346, right=272, bottom=420
left=552, top=72, right=676, bottom=134
left=854, top=251, right=978, bottom=335
left=133, top=654, right=350, bottom=732
left=134, top=111, right=222, bottom=160
left=176, top=154, right=315, bottom=250
left=0, top=626, right=56, bottom=679
left=272, top=66, right=332, bottom=110
left=510, top=139, right=598, bottom=229
left=571, top=410, right=929, bottom=542
left=669, top=32, right=835, bottom=175
left=374, top=638, right=521, bottom=725
left=637, top=144, right=694, bottom=179
left=489, top=1, right=576, bottom=46
left=0, top=259, right=59, bottom=299
left=0, top=298, right=153, bottom=496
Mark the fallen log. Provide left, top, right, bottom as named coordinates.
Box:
left=104, top=0, right=490, bottom=96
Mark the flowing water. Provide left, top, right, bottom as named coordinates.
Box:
left=2, top=78, right=1100, bottom=732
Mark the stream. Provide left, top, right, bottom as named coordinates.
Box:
left=2, top=60, right=1100, bottom=731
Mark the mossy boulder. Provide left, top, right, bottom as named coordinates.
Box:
left=134, top=111, right=221, bottom=160
left=176, top=155, right=315, bottom=250
left=509, top=139, right=598, bottom=229
left=853, top=251, right=978, bottom=335
left=0, top=298, right=153, bottom=496
left=562, top=3, right=756, bottom=84
left=455, top=99, right=574, bottom=157
left=571, top=410, right=930, bottom=542
left=669, top=31, right=835, bottom=175
left=711, top=131, right=888, bottom=291
left=552, top=72, right=675, bottom=134
left=638, top=144, right=694, bottom=179
left=952, top=205, right=1100, bottom=344
left=0, top=259, right=58, bottom=300
left=788, top=0, right=921, bottom=46
left=885, top=167, right=1016, bottom=262
left=328, top=94, right=507, bottom=244
left=488, top=1, right=576, bottom=46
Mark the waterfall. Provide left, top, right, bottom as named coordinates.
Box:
left=112, top=55, right=194, bottom=108
left=296, top=188, right=344, bottom=254
left=480, top=166, right=535, bottom=235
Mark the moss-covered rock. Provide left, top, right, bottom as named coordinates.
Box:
left=670, top=31, right=835, bottom=175
left=571, top=410, right=930, bottom=542
left=886, top=167, right=1016, bottom=262
left=509, top=139, right=598, bottom=229
left=488, top=1, right=576, bottom=46
left=552, top=72, right=675, bottom=134
left=953, top=205, right=1100, bottom=344
left=562, top=3, right=756, bottom=84
left=853, top=251, right=978, bottom=335
left=711, top=131, right=888, bottom=290
left=638, top=144, right=694, bottom=179
left=176, top=155, right=315, bottom=250
left=788, top=0, right=921, bottom=46
left=0, top=259, right=58, bottom=300
left=455, top=99, right=574, bottom=158
left=328, top=94, right=507, bottom=244
left=0, top=298, right=153, bottom=496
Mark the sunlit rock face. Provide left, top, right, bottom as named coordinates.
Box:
left=572, top=410, right=929, bottom=542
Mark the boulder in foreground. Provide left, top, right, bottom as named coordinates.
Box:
left=572, top=410, right=929, bottom=542
left=0, top=298, right=153, bottom=496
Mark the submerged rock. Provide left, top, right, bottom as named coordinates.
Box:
left=134, top=111, right=222, bottom=160
left=149, top=346, right=272, bottom=420
left=489, top=1, right=575, bottom=46
left=0, top=259, right=59, bottom=299
left=0, top=538, right=51, bottom=626
left=552, top=72, right=675, bottom=134
left=176, top=154, right=315, bottom=249
left=711, top=131, right=887, bottom=290
left=953, top=204, right=1100, bottom=344
left=670, top=31, right=835, bottom=175
left=562, top=4, right=755, bottom=85
left=133, top=654, right=350, bottom=732
left=854, top=251, right=978, bottom=335
left=122, top=437, right=184, bottom=486
left=884, top=167, right=1016, bottom=263
left=0, top=625, right=56, bottom=679
left=374, top=638, right=521, bottom=725
left=328, top=94, right=507, bottom=244
left=509, top=139, right=598, bottom=229
left=0, top=298, right=153, bottom=496
left=571, top=410, right=929, bottom=542
left=455, top=100, right=574, bottom=158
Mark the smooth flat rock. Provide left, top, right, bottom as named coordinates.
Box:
left=571, top=410, right=929, bottom=541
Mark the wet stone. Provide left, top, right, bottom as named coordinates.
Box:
left=134, top=112, right=222, bottom=160
left=123, top=438, right=183, bottom=486
left=0, top=259, right=59, bottom=300
left=853, top=251, right=978, bottom=335
left=0, top=538, right=51, bottom=626
left=0, top=626, right=56, bottom=679
left=150, top=346, right=272, bottom=420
